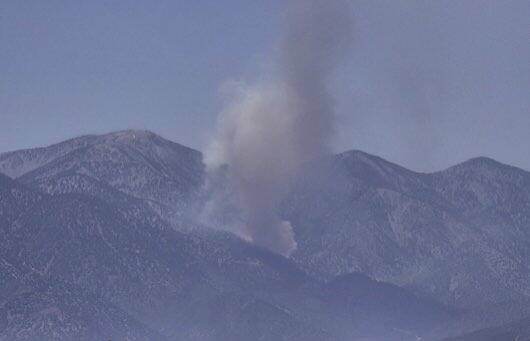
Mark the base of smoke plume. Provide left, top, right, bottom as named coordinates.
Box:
left=198, top=166, right=297, bottom=257
left=245, top=219, right=298, bottom=257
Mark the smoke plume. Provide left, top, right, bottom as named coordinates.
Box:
left=203, top=0, right=352, bottom=256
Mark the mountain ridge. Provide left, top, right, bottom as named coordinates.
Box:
left=3, top=130, right=529, bottom=179
left=1, top=130, right=530, bottom=340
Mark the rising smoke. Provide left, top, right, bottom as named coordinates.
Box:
left=203, top=0, right=353, bottom=256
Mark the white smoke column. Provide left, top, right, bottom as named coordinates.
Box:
left=204, top=0, right=352, bottom=256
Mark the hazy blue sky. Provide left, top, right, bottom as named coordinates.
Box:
left=1, top=0, right=529, bottom=171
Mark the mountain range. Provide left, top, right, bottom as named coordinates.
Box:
left=1, top=130, right=529, bottom=340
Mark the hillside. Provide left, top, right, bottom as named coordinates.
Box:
left=1, top=131, right=530, bottom=339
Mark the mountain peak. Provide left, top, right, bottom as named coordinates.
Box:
left=456, top=156, right=503, bottom=168
left=439, top=156, right=528, bottom=177
left=95, top=129, right=160, bottom=145
left=104, top=129, right=156, bottom=140
left=337, top=150, right=419, bottom=173
left=0, top=129, right=202, bottom=181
